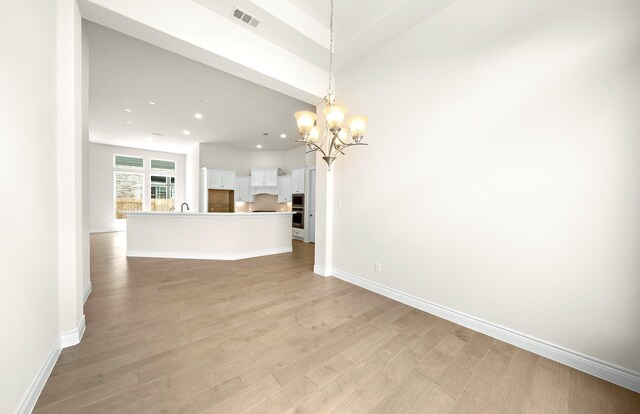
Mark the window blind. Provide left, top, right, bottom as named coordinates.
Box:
left=151, top=159, right=175, bottom=171
left=114, top=155, right=143, bottom=169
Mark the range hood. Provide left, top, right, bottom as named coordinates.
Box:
left=250, top=168, right=284, bottom=196
left=252, top=186, right=278, bottom=196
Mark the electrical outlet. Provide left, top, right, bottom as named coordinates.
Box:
left=375, top=263, right=382, bottom=273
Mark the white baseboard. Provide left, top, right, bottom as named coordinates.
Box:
left=330, top=268, right=640, bottom=393
left=83, top=282, right=92, bottom=304
left=313, top=265, right=332, bottom=277
left=16, top=339, right=61, bottom=414
left=60, top=315, right=86, bottom=348
left=126, top=246, right=292, bottom=261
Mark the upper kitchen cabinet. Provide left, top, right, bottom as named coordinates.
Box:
left=235, top=175, right=254, bottom=202
left=277, top=175, right=292, bottom=203
left=251, top=168, right=279, bottom=187
left=207, top=169, right=236, bottom=189
left=292, top=167, right=305, bottom=194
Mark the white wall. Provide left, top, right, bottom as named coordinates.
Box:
left=89, top=143, right=186, bottom=232
left=248, top=150, right=287, bottom=172
left=284, top=146, right=307, bottom=171
left=0, top=0, right=62, bottom=412
left=185, top=143, right=200, bottom=211
left=328, top=0, right=640, bottom=379
left=199, top=143, right=306, bottom=174
left=199, top=144, right=251, bottom=174
left=82, top=20, right=91, bottom=298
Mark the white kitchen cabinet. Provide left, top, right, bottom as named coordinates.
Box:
left=235, top=175, right=254, bottom=202
left=222, top=171, right=235, bottom=188
left=251, top=168, right=278, bottom=187
left=207, top=169, right=236, bottom=190
left=291, top=167, right=305, bottom=194
left=292, top=228, right=304, bottom=239
left=277, top=175, right=292, bottom=203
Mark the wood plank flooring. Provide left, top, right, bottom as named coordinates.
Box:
left=34, top=232, right=640, bottom=413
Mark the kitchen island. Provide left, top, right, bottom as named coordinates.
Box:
left=126, top=211, right=293, bottom=260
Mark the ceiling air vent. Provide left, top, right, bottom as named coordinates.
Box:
left=232, top=7, right=260, bottom=28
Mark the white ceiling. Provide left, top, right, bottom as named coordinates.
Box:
left=85, top=1, right=458, bottom=154
left=87, top=22, right=315, bottom=154
left=200, top=0, right=460, bottom=72
left=192, top=0, right=459, bottom=72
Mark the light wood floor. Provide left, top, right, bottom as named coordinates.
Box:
left=35, top=232, right=639, bottom=413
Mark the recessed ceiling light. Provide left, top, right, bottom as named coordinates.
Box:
left=204, top=99, right=211, bottom=103
left=148, top=101, right=156, bottom=105
left=125, top=121, right=133, bottom=124
left=194, top=113, right=203, bottom=119
left=280, top=133, right=286, bottom=138
left=125, top=108, right=132, bottom=112
left=183, top=130, right=190, bottom=135
left=256, top=144, right=262, bottom=149
left=147, top=137, right=153, bottom=141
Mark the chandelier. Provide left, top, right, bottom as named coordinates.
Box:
left=294, top=0, right=368, bottom=170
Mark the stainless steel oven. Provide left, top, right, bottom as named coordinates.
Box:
left=292, top=207, right=304, bottom=228
left=292, top=193, right=304, bottom=208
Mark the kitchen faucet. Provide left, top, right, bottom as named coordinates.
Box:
left=181, top=202, right=190, bottom=213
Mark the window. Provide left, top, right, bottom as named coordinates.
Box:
left=150, top=175, right=176, bottom=211
left=114, top=155, right=143, bottom=169
left=151, top=159, right=175, bottom=172
left=114, top=172, right=143, bottom=219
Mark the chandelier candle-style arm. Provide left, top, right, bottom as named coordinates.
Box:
left=296, top=125, right=368, bottom=170
left=298, top=139, right=328, bottom=157
left=292, top=0, right=369, bottom=170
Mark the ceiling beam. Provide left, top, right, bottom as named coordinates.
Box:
left=78, top=0, right=327, bottom=104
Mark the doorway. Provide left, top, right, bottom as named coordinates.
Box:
left=307, top=168, right=316, bottom=243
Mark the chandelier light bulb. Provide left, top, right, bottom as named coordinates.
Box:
left=308, top=126, right=321, bottom=142
left=294, top=111, right=317, bottom=135
left=347, top=116, right=368, bottom=141
left=323, top=104, right=348, bottom=130
left=336, top=129, right=349, bottom=148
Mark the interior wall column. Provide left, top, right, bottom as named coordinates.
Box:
left=313, top=152, right=334, bottom=277
left=57, top=0, right=86, bottom=346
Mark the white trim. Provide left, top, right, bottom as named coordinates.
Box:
left=89, top=228, right=124, bottom=234
left=330, top=268, right=640, bottom=393
left=126, top=246, right=292, bottom=261
left=60, top=315, right=86, bottom=348
left=16, top=339, right=61, bottom=414
left=313, top=265, right=332, bottom=277
left=83, top=282, right=92, bottom=304
left=126, top=211, right=293, bottom=218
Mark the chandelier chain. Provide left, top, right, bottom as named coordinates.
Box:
left=327, top=0, right=335, bottom=101
left=294, top=0, right=367, bottom=171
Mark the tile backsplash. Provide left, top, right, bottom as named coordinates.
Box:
left=235, top=194, right=291, bottom=212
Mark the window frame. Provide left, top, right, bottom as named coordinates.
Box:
left=150, top=173, right=177, bottom=212
left=113, top=171, right=145, bottom=220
